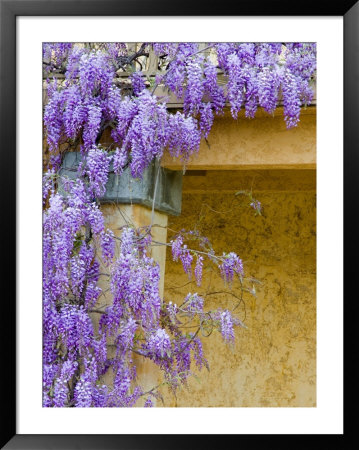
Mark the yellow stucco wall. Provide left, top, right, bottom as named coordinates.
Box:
left=160, top=169, right=316, bottom=407
left=162, top=107, right=316, bottom=170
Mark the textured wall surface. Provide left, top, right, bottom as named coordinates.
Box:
left=159, top=171, right=316, bottom=407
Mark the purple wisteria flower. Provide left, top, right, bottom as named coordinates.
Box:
left=130, top=71, right=146, bottom=95
left=282, top=69, right=301, bottom=128
left=166, top=301, right=179, bottom=324
left=194, top=255, right=204, bottom=286
left=144, top=397, right=154, bottom=407
left=113, top=146, right=128, bottom=175
left=101, top=228, right=115, bottom=265
left=250, top=199, right=262, bottom=214
left=219, top=309, right=235, bottom=343
left=170, top=235, right=193, bottom=278
left=226, top=53, right=245, bottom=118
left=171, top=235, right=184, bottom=262
left=42, top=42, right=316, bottom=408
left=146, top=328, right=172, bottom=362
left=199, top=103, right=214, bottom=139
left=219, top=252, right=244, bottom=285
left=184, top=57, right=204, bottom=115
left=182, top=293, right=204, bottom=316
left=86, top=146, right=111, bottom=197
left=257, top=67, right=280, bottom=115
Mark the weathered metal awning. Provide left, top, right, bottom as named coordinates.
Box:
left=60, top=152, right=183, bottom=216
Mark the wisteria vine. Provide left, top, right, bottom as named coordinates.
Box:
left=43, top=42, right=316, bottom=407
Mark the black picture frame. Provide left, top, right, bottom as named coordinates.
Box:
left=1, top=1, right=356, bottom=448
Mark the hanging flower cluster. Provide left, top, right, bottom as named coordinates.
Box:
left=42, top=42, right=316, bottom=407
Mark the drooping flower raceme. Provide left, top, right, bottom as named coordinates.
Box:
left=219, top=309, right=235, bottom=343
left=219, top=252, right=244, bottom=285
left=86, top=146, right=111, bottom=197
left=182, top=293, right=204, bottom=316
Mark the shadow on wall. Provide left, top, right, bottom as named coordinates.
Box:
left=161, top=169, right=316, bottom=407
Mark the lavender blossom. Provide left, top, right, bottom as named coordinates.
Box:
left=226, top=53, right=245, bottom=118
left=184, top=58, right=204, bottom=115
left=219, top=309, right=235, bottom=343
left=282, top=69, right=301, bottom=128
left=250, top=199, right=262, bottom=214
left=171, top=235, right=184, bottom=262
left=87, top=202, right=105, bottom=234
left=219, top=252, right=244, bottom=285
left=182, top=293, right=204, bottom=316
left=144, top=397, right=153, bottom=407
left=180, top=246, right=193, bottom=279
left=199, top=103, right=214, bottom=139
left=194, top=255, right=204, bottom=286
left=43, top=42, right=316, bottom=408
left=113, top=147, right=128, bottom=175
left=101, top=228, right=115, bottom=265
left=130, top=71, right=146, bottom=95
left=146, top=328, right=172, bottom=361
left=86, top=147, right=111, bottom=197
left=257, top=67, right=280, bottom=115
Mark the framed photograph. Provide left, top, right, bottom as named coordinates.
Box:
left=1, top=1, right=355, bottom=448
